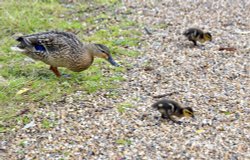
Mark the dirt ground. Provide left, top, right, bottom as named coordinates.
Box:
left=1, top=0, right=250, bottom=159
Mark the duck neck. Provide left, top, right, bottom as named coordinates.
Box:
left=175, top=108, right=184, bottom=117
left=85, top=44, right=97, bottom=56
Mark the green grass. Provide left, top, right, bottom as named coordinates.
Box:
left=19, top=140, right=27, bottom=148
left=0, top=0, right=141, bottom=132
left=41, top=119, right=55, bottom=129
left=117, top=102, right=134, bottom=114
left=116, top=139, right=132, bottom=145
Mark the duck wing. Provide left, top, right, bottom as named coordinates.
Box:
left=16, top=31, right=61, bottom=52
left=13, top=31, right=81, bottom=60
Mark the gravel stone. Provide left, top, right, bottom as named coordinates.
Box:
left=1, top=0, right=250, bottom=159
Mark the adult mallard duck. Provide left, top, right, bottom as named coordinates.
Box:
left=11, top=31, right=119, bottom=77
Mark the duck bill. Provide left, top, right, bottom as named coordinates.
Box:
left=107, top=55, right=119, bottom=66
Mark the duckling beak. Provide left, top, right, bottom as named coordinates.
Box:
left=107, top=55, right=119, bottom=66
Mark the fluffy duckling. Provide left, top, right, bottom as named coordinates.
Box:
left=152, top=99, right=194, bottom=122
left=11, top=31, right=119, bottom=77
left=183, top=28, right=212, bottom=46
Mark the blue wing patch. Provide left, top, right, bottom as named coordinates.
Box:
left=35, top=45, right=46, bottom=51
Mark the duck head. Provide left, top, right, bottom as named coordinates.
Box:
left=93, top=44, right=119, bottom=67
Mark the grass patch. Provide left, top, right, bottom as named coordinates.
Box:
left=41, top=119, right=55, bottom=129
left=116, top=139, right=132, bottom=145
left=117, top=102, right=134, bottom=114
left=0, top=0, right=141, bottom=131
left=19, top=140, right=27, bottom=148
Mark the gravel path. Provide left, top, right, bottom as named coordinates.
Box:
left=1, top=0, right=250, bottom=159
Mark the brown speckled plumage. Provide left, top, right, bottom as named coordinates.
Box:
left=12, top=31, right=119, bottom=77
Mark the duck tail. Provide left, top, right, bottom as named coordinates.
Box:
left=10, top=46, right=26, bottom=52
left=183, top=30, right=190, bottom=36
left=16, top=36, right=33, bottom=48
left=11, top=36, right=33, bottom=52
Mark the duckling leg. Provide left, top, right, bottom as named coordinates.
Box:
left=168, top=116, right=177, bottom=122
left=191, top=40, right=197, bottom=46
left=49, top=66, right=61, bottom=77
left=161, top=114, right=168, bottom=119
left=162, top=113, right=175, bottom=121
left=160, top=114, right=182, bottom=124
left=168, top=116, right=182, bottom=124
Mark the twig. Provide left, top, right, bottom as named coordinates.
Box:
left=144, top=27, right=152, bottom=35
left=219, top=47, right=237, bottom=51
left=14, top=108, right=30, bottom=117
left=152, top=91, right=179, bottom=98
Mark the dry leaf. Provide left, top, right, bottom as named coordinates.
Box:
left=196, top=129, right=205, bottom=134
left=16, top=88, right=30, bottom=95
left=219, top=47, right=237, bottom=51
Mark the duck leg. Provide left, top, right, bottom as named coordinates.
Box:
left=49, top=66, right=61, bottom=77
left=191, top=40, right=197, bottom=46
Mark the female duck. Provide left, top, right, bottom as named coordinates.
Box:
left=11, top=31, right=119, bottom=77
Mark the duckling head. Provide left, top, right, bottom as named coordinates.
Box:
left=93, top=44, right=119, bottom=66
left=204, top=32, right=212, bottom=42
left=182, top=107, right=194, bottom=118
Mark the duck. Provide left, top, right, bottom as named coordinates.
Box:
left=183, top=28, right=212, bottom=46
left=11, top=31, right=119, bottom=77
left=152, top=99, right=194, bottom=122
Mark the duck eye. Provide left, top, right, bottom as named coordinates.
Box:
left=101, top=50, right=107, bottom=54
left=184, top=110, right=193, bottom=115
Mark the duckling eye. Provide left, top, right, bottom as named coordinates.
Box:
left=205, top=34, right=212, bottom=40
left=187, top=111, right=193, bottom=115
left=184, top=110, right=193, bottom=116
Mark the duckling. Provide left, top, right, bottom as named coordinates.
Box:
left=11, top=31, right=119, bottom=77
left=183, top=28, right=212, bottom=46
left=152, top=99, right=194, bottom=122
